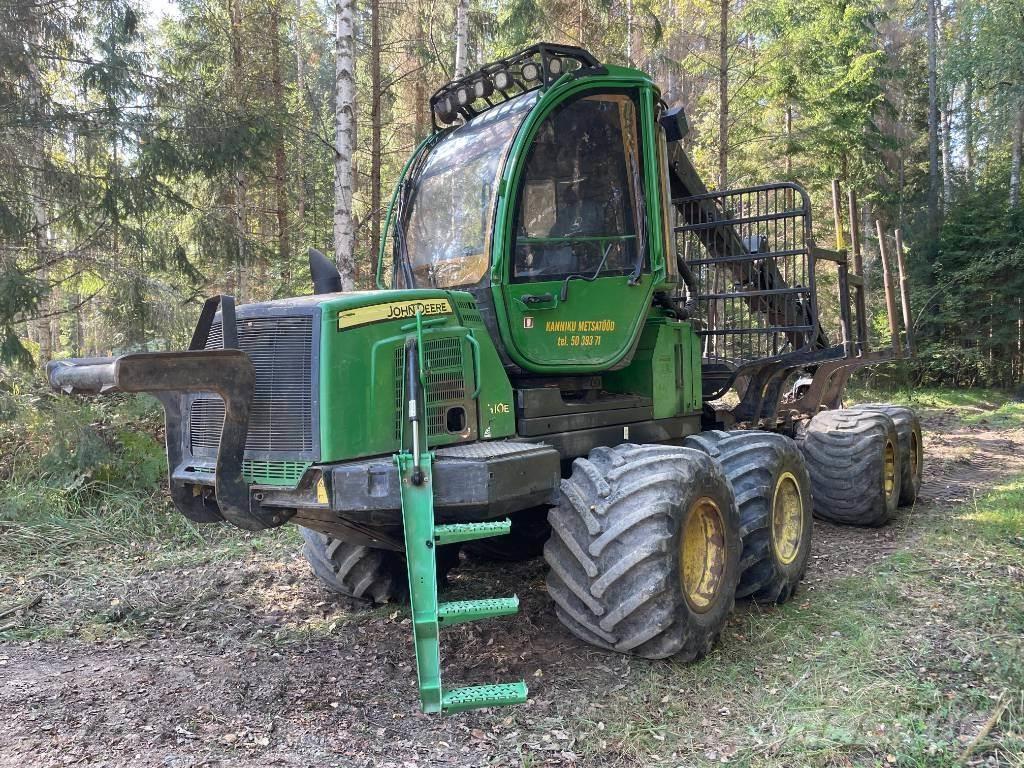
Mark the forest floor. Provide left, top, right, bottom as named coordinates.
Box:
left=1, top=397, right=1022, bottom=767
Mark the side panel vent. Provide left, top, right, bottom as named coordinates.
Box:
left=394, top=337, right=470, bottom=440
left=453, top=295, right=485, bottom=327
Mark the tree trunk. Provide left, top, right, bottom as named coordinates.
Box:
left=27, top=57, right=51, bottom=364
left=368, top=0, right=382, bottom=276
left=785, top=103, right=793, bottom=179
left=334, top=0, right=357, bottom=288
left=454, top=0, right=469, bottom=78
left=294, top=0, right=306, bottom=223
left=1011, top=104, right=1024, bottom=210
left=926, top=0, right=940, bottom=230
left=717, top=0, right=729, bottom=190
left=964, top=72, right=974, bottom=184
left=941, top=106, right=952, bottom=210
left=229, top=0, right=248, bottom=301
left=270, top=0, right=290, bottom=285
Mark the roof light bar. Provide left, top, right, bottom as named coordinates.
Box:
left=427, top=43, right=601, bottom=131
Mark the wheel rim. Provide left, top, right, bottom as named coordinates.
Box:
left=884, top=439, right=897, bottom=500
left=680, top=497, right=727, bottom=613
left=771, top=472, right=804, bottom=566
left=910, top=431, right=921, bottom=481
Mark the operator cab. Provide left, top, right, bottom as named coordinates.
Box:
left=384, top=44, right=668, bottom=374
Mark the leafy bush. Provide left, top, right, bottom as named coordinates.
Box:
left=0, top=365, right=168, bottom=515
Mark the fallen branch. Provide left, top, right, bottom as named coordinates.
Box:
left=0, top=594, right=42, bottom=621
left=959, top=691, right=1010, bottom=765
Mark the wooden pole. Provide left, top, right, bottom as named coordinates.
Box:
left=894, top=228, right=914, bottom=355
left=831, top=179, right=846, bottom=251
left=876, top=221, right=901, bottom=356
left=848, top=188, right=868, bottom=350
left=831, top=179, right=852, bottom=351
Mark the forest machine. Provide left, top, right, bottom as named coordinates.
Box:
left=47, top=44, right=922, bottom=714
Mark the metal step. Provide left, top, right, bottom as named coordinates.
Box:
left=441, top=682, right=529, bottom=714
left=433, top=520, right=511, bottom=545
left=438, top=596, right=519, bottom=627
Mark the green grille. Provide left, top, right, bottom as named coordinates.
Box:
left=393, top=337, right=468, bottom=439
left=186, top=460, right=311, bottom=487
left=453, top=295, right=485, bottom=327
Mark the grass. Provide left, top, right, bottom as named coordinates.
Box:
left=847, top=383, right=1024, bottom=429
left=846, top=384, right=1013, bottom=413
left=584, top=477, right=1024, bottom=767
left=2, top=376, right=1022, bottom=765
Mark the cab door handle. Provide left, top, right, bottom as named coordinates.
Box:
left=517, top=293, right=557, bottom=309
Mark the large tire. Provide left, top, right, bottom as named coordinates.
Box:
left=797, top=409, right=902, bottom=526
left=544, top=445, right=741, bottom=660
left=684, top=430, right=813, bottom=604
left=851, top=404, right=923, bottom=506
left=300, top=528, right=408, bottom=604
left=463, top=506, right=551, bottom=562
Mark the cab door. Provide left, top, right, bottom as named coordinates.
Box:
left=495, top=88, right=658, bottom=373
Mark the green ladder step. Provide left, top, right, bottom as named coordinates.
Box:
left=437, top=596, right=519, bottom=627
left=433, top=520, right=511, bottom=545
left=441, top=681, right=529, bottom=714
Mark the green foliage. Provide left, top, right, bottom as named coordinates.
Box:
left=0, top=368, right=167, bottom=520
left=0, top=266, right=44, bottom=365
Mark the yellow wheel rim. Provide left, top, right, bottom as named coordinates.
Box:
left=771, top=472, right=804, bottom=566
left=884, top=439, right=897, bottom=500
left=680, top=497, right=727, bottom=613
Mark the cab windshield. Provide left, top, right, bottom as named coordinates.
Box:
left=396, top=93, right=537, bottom=289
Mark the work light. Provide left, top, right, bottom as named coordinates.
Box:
left=433, top=95, right=456, bottom=124
left=521, top=61, right=540, bottom=82
left=473, top=77, right=494, bottom=99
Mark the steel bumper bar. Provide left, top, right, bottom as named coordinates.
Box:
left=46, top=349, right=285, bottom=531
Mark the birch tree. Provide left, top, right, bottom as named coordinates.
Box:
left=455, top=0, right=469, bottom=78
left=334, top=0, right=356, bottom=288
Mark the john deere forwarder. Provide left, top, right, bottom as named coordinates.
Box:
left=47, top=44, right=923, bottom=715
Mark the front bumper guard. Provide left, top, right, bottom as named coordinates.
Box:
left=46, top=347, right=285, bottom=531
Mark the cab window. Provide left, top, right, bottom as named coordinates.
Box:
left=512, top=92, right=645, bottom=282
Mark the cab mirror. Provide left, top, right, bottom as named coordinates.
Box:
left=660, top=107, right=689, bottom=143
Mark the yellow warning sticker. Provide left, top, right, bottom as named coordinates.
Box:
left=316, top=477, right=329, bottom=504
left=337, top=299, right=453, bottom=330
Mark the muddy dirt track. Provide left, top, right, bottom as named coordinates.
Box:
left=1, top=408, right=1022, bottom=767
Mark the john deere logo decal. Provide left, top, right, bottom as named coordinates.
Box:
left=337, top=298, right=453, bottom=330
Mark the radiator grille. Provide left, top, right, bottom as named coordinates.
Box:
left=189, top=314, right=315, bottom=455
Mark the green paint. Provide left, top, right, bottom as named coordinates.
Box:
left=316, top=290, right=514, bottom=461
left=184, top=460, right=311, bottom=488
left=488, top=69, right=669, bottom=374
left=395, top=445, right=526, bottom=713
left=604, top=317, right=703, bottom=418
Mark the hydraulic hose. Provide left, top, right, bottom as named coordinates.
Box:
left=675, top=253, right=700, bottom=320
